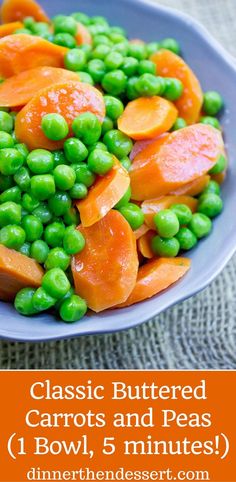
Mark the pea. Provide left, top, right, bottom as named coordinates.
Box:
left=14, top=166, right=31, bottom=192
left=19, top=242, right=31, bottom=257
left=0, top=148, right=24, bottom=175
left=21, top=193, right=39, bottom=213
left=160, top=38, right=180, bottom=54
left=91, top=15, right=109, bottom=27
left=31, top=22, right=51, bottom=36
left=104, top=96, right=124, bottom=121
left=88, top=141, right=107, bottom=153
left=0, top=111, right=13, bottom=133
left=138, top=60, right=156, bottom=75
left=0, top=224, right=25, bottom=250
left=122, top=56, right=139, bottom=77
left=64, top=138, right=88, bottom=163
left=151, top=235, right=180, bottom=257
left=72, top=112, right=101, bottom=145
left=171, top=117, right=187, bottom=131
left=114, top=186, right=131, bottom=209
left=120, top=157, right=131, bottom=171
left=41, top=114, right=69, bottom=141
left=55, top=286, right=74, bottom=310
left=119, top=203, right=144, bottom=230
left=63, top=226, right=85, bottom=255
left=110, top=26, right=126, bottom=36
left=73, top=163, right=96, bottom=187
left=48, top=192, right=71, bottom=216
left=170, top=204, right=193, bottom=225
left=32, top=287, right=57, bottom=311
left=23, top=16, right=35, bottom=29
left=77, top=71, right=94, bottom=85
left=60, top=294, right=87, bottom=322
left=93, top=34, right=112, bottom=47
left=202, top=180, right=220, bottom=196
left=30, top=174, right=55, bottom=201
left=14, top=288, right=38, bottom=316
left=163, top=78, right=183, bottom=101
left=102, top=70, right=127, bottom=96
left=109, top=32, right=126, bottom=43
left=92, top=44, right=111, bottom=60
left=44, top=222, right=65, bottom=248
left=78, top=44, right=92, bottom=57
left=53, top=165, right=76, bottom=191
left=22, top=215, right=43, bottom=242
left=189, top=213, right=212, bottom=239
left=89, top=24, right=109, bottom=36
left=103, top=129, right=133, bottom=159
left=27, top=149, right=54, bottom=174
left=14, top=27, right=32, bottom=34
left=0, top=131, right=14, bottom=148
left=154, top=209, right=179, bottom=238
left=64, top=48, right=87, bottom=71
left=135, top=73, right=165, bottom=96
left=42, top=268, right=70, bottom=299
left=53, top=150, right=66, bottom=167
left=176, top=227, right=197, bottom=251
left=87, top=59, right=106, bottom=83
left=53, top=33, right=77, bottom=49
left=101, top=116, right=114, bottom=135
left=112, top=42, right=129, bottom=56
left=0, top=186, right=21, bottom=204
left=54, top=15, right=77, bottom=36
left=200, top=116, right=220, bottom=129
left=69, top=183, right=88, bottom=199
left=31, top=240, right=49, bottom=263
left=15, top=143, right=29, bottom=160
left=71, top=12, right=90, bottom=25
left=0, top=201, right=21, bottom=227
left=146, top=41, right=160, bottom=56
left=33, top=204, right=53, bottom=225
left=88, top=149, right=114, bottom=175
left=63, top=207, right=80, bottom=226
left=45, top=247, right=70, bottom=271
left=209, top=154, right=226, bottom=175
left=197, top=193, right=223, bottom=218
left=203, top=91, right=223, bottom=116
left=128, top=42, right=147, bottom=60
left=104, top=51, right=124, bottom=71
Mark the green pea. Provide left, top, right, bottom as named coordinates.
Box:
left=14, top=144, right=28, bottom=159
left=0, top=111, right=13, bottom=133
left=0, top=201, right=21, bottom=227
left=203, top=91, right=223, bottom=116
left=92, top=44, right=111, bottom=60
left=0, top=186, right=21, bottom=204
left=170, top=204, right=193, bottom=225
left=91, top=15, right=109, bottom=27
left=53, top=150, right=66, bottom=167
left=42, top=268, right=71, bottom=299
left=122, top=56, right=139, bottom=77
left=31, top=22, right=51, bottom=36
left=126, top=76, right=139, bottom=100
left=21, top=193, right=39, bottom=213
left=31, top=240, right=49, bottom=263
left=138, top=60, right=156, bottom=75
left=54, top=15, right=77, bottom=36
left=32, top=287, right=57, bottom=312
left=200, top=116, right=220, bottom=129
left=71, top=12, right=90, bottom=25
left=48, top=192, right=71, bottom=216
left=119, top=203, right=144, bottom=230
left=64, top=48, right=87, bottom=71
left=73, top=163, right=96, bottom=187
left=41, top=114, right=69, bottom=141
left=120, top=157, right=131, bottom=171
left=88, top=149, right=114, bottom=175
left=72, top=112, right=101, bottom=145
left=160, top=38, right=180, bottom=54
left=33, top=203, right=53, bottom=225
left=109, top=26, right=126, bottom=36
left=44, top=222, right=65, bottom=247
left=197, top=193, right=223, bottom=218
left=63, top=226, right=85, bottom=255
left=102, top=70, right=127, bottom=95
left=53, top=165, right=76, bottom=191
left=93, top=34, right=112, bottom=47
left=0, top=148, right=24, bottom=175
left=78, top=43, right=92, bottom=57
left=55, top=286, right=74, bottom=311
left=53, top=33, right=77, bottom=49
left=114, top=186, right=131, bottom=209
left=87, top=59, right=106, bottom=83
left=23, top=16, right=35, bottom=29
left=14, top=166, right=31, bottom=192
left=27, top=149, right=54, bottom=174
left=0, top=224, right=25, bottom=250
left=0, top=131, right=14, bottom=148
left=103, top=129, right=133, bottom=159
left=135, top=73, right=165, bottom=96
left=104, top=51, right=124, bottom=71
left=209, top=154, right=226, bottom=175
left=69, top=183, right=88, bottom=199
left=88, top=141, right=107, bottom=153
left=104, top=95, right=124, bottom=121
left=202, top=180, right=220, bottom=196
left=0, top=174, right=12, bottom=192
left=101, top=116, right=114, bottom=135
left=63, top=207, right=80, bottom=226
left=128, top=42, right=147, bottom=60
left=60, top=294, right=87, bottom=323
left=111, top=41, right=129, bottom=56
left=163, top=78, right=183, bottom=101
left=146, top=41, right=160, bottom=56
left=171, top=117, right=187, bottom=131
left=14, top=288, right=38, bottom=316
left=64, top=137, right=88, bottom=163
left=45, top=247, right=70, bottom=271
left=30, top=174, right=55, bottom=201
left=154, top=209, right=179, bottom=238
left=22, top=215, right=43, bottom=242
left=189, top=213, right=212, bottom=239
left=175, top=227, right=197, bottom=251
left=77, top=71, right=94, bottom=85
left=19, top=242, right=31, bottom=257
left=151, top=235, right=180, bottom=257
left=109, top=31, right=126, bottom=43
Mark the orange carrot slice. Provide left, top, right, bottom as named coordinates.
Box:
left=171, top=174, right=210, bottom=196
left=141, top=195, right=198, bottom=229
left=0, top=34, right=67, bottom=78
left=0, top=244, right=44, bottom=301
left=75, top=22, right=92, bottom=45
left=137, top=230, right=155, bottom=259
left=0, top=67, right=80, bottom=107
left=0, top=21, right=23, bottom=38
left=151, top=49, right=203, bottom=124
left=118, top=257, right=191, bottom=308
left=130, top=124, right=224, bottom=200
left=72, top=210, right=139, bottom=312
left=134, top=224, right=149, bottom=240
left=15, top=80, right=105, bottom=150
left=75, top=158, right=130, bottom=227
left=0, top=0, right=49, bottom=23
left=118, top=96, right=177, bottom=140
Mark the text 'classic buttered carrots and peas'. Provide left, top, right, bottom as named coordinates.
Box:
left=0, top=0, right=226, bottom=322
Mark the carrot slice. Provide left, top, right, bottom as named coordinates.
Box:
left=0, top=21, right=23, bottom=38
left=75, top=22, right=92, bottom=45
left=118, top=96, right=177, bottom=140
left=134, top=224, right=149, bottom=240
left=72, top=210, right=139, bottom=312
left=171, top=174, right=210, bottom=196
left=0, top=0, right=49, bottom=23
left=141, top=195, right=198, bottom=229
left=151, top=49, right=203, bottom=124
left=0, top=34, right=67, bottom=78
left=130, top=124, right=224, bottom=200
left=0, top=67, right=81, bottom=107
left=137, top=230, right=155, bottom=259
left=75, top=158, right=130, bottom=227
left=0, top=244, right=44, bottom=301
left=118, top=257, right=191, bottom=308
left=15, top=80, right=105, bottom=150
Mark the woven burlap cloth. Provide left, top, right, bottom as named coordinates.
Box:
left=0, top=0, right=236, bottom=369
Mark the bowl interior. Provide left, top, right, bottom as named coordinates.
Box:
left=0, top=0, right=236, bottom=341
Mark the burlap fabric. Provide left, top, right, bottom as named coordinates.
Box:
left=0, top=0, right=236, bottom=369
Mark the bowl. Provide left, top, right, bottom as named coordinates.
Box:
left=0, top=0, right=236, bottom=341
